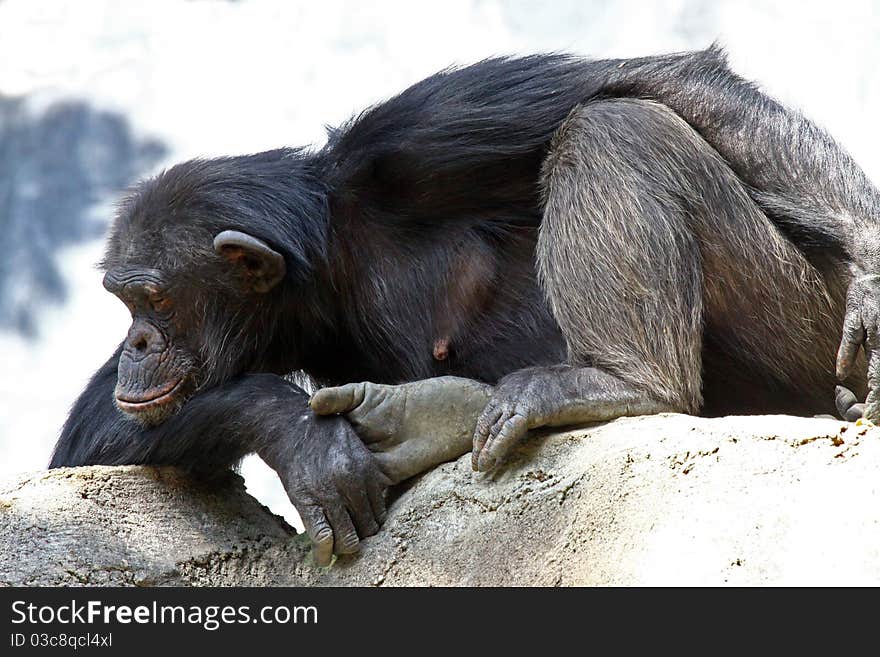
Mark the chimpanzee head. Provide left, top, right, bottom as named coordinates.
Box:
left=100, top=152, right=328, bottom=425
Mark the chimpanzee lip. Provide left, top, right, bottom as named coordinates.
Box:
left=116, top=377, right=185, bottom=409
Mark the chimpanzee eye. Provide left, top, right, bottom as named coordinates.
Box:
left=151, top=295, right=173, bottom=313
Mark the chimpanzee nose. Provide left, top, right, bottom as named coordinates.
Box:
left=124, top=321, right=165, bottom=358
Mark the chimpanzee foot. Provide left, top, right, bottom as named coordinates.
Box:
left=310, top=377, right=492, bottom=483
left=472, top=365, right=673, bottom=472
left=472, top=367, right=574, bottom=472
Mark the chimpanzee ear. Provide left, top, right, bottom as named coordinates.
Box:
left=213, top=230, right=286, bottom=293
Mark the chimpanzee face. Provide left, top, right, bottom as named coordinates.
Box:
left=102, top=266, right=199, bottom=425
left=102, top=230, right=287, bottom=425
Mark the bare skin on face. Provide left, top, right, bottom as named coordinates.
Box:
left=103, top=267, right=198, bottom=425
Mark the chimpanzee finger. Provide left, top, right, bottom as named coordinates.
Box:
left=367, top=475, right=388, bottom=524
left=479, top=413, right=528, bottom=472
left=864, top=343, right=880, bottom=422
left=489, top=411, right=508, bottom=439
left=472, top=403, right=502, bottom=470
left=310, top=382, right=367, bottom=415
left=477, top=409, right=512, bottom=471
left=475, top=401, right=501, bottom=440
left=297, top=500, right=335, bottom=567
left=846, top=402, right=866, bottom=422
left=323, top=499, right=361, bottom=555
left=836, top=313, right=865, bottom=381
left=835, top=386, right=865, bottom=421
left=342, top=482, right=380, bottom=539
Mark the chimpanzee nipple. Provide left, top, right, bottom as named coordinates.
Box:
left=433, top=337, right=450, bottom=361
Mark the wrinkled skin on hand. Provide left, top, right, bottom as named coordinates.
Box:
left=258, top=414, right=390, bottom=567
left=310, top=377, right=492, bottom=484
left=836, top=273, right=880, bottom=421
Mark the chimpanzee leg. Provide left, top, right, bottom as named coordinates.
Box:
left=473, top=98, right=851, bottom=471
left=311, top=372, right=664, bottom=479
left=609, top=48, right=880, bottom=418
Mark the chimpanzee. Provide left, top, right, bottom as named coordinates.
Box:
left=51, top=46, right=879, bottom=565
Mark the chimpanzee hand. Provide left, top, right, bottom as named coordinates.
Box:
left=260, top=414, right=390, bottom=567
left=836, top=274, right=880, bottom=421
left=310, top=377, right=491, bottom=484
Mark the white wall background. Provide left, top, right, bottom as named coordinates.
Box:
left=2, top=0, right=880, bottom=528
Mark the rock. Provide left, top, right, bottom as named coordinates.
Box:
left=3, top=413, right=880, bottom=586
left=0, top=466, right=305, bottom=586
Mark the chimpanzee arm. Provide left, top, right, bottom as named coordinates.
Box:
left=51, top=347, right=389, bottom=566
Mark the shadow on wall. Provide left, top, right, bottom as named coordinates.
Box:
left=0, top=94, right=167, bottom=336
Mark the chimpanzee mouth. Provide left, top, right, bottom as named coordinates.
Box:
left=116, top=377, right=185, bottom=411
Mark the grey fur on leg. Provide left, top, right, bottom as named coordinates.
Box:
left=539, top=100, right=705, bottom=413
